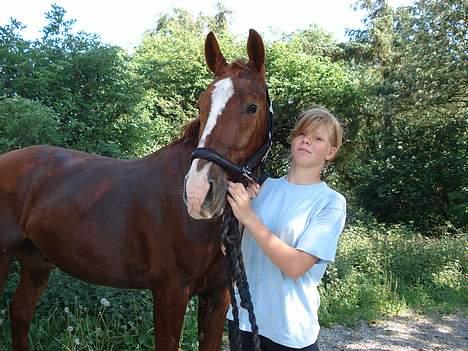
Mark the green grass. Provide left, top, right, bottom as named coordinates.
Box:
left=319, top=221, right=467, bottom=326
left=1, top=269, right=157, bottom=350
left=1, top=221, right=466, bottom=350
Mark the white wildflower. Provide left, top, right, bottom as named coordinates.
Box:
left=64, top=307, right=70, bottom=314
left=67, top=326, right=74, bottom=333
left=74, top=338, right=80, bottom=345
left=100, top=298, right=110, bottom=307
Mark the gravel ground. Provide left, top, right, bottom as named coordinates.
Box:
left=222, top=312, right=467, bottom=351
left=318, top=312, right=467, bottom=351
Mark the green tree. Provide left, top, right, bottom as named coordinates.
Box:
left=132, top=8, right=241, bottom=153
left=346, top=0, right=467, bottom=232
left=264, top=28, right=365, bottom=183
left=0, top=5, right=145, bottom=157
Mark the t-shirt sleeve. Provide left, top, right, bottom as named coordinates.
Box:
left=295, top=195, right=346, bottom=264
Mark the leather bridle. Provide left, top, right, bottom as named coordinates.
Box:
left=190, top=89, right=273, bottom=184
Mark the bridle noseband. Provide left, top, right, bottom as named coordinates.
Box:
left=191, top=89, right=273, bottom=183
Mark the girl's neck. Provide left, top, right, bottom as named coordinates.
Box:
left=286, top=164, right=322, bottom=185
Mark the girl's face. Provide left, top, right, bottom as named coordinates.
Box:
left=290, top=126, right=337, bottom=169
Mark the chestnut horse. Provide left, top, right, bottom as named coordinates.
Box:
left=0, top=29, right=268, bottom=350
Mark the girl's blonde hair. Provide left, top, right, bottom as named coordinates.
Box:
left=289, top=107, right=344, bottom=161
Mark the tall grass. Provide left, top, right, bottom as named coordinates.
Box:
left=1, top=268, right=157, bottom=350
left=319, top=221, right=467, bottom=326
left=1, top=221, right=466, bottom=350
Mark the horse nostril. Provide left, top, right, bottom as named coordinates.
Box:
left=205, top=180, right=215, bottom=204
left=183, top=176, right=189, bottom=204
left=183, top=188, right=188, bottom=204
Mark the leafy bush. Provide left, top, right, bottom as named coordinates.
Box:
left=319, top=220, right=467, bottom=326
left=0, top=6, right=146, bottom=158
left=353, top=119, right=467, bottom=232
left=0, top=97, right=62, bottom=153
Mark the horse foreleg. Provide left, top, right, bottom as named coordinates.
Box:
left=153, top=285, right=191, bottom=351
left=10, top=250, right=52, bottom=351
left=198, top=285, right=230, bottom=351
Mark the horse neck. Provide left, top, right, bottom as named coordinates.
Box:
left=144, top=139, right=193, bottom=171
left=142, top=139, right=224, bottom=244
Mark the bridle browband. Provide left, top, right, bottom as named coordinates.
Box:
left=191, top=88, right=273, bottom=183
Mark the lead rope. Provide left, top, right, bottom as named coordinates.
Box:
left=221, top=204, right=261, bottom=351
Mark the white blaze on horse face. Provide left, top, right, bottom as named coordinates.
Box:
left=199, top=78, right=234, bottom=147
left=185, top=78, right=234, bottom=217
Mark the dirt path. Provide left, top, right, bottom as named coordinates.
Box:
left=222, top=312, right=467, bottom=350
left=318, top=312, right=467, bottom=351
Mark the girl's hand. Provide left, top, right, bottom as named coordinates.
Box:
left=246, top=181, right=260, bottom=199
left=227, top=181, right=256, bottom=225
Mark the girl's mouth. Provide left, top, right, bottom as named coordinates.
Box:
left=298, top=148, right=311, bottom=154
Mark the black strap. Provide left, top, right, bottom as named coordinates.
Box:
left=191, top=147, right=257, bottom=182
left=244, top=89, right=273, bottom=173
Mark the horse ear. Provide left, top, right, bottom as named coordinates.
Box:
left=247, top=29, right=265, bottom=73
left=205, top=31, right=227, bottom=75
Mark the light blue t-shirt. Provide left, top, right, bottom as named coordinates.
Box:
left=227, top=176, right=346, bottom=348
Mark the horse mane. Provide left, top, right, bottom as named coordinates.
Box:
left=232, top=58, right=265, bottom=79
left=231, top=59, right=262, bottom=79
left=170, top=118, right=200, bottom=148
left=232, top=58, right=248, bottom=70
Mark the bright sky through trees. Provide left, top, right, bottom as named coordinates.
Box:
left=2, top=0, right=414, bottom=50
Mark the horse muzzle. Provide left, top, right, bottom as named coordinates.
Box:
left=183, top=162, right=227, bottom=220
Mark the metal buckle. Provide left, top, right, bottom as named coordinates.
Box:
left=242, top=166, right=254, bottom=182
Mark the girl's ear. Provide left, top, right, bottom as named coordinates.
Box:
left=325, top=146, right=337, bottom=161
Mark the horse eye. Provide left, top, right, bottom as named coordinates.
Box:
left=247, top=104, right=258, bottom=114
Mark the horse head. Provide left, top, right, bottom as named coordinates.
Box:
left=184, top=29, right=269, bottom=220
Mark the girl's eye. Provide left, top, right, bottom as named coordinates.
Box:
left=247, top=104, right=258, bottom=114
